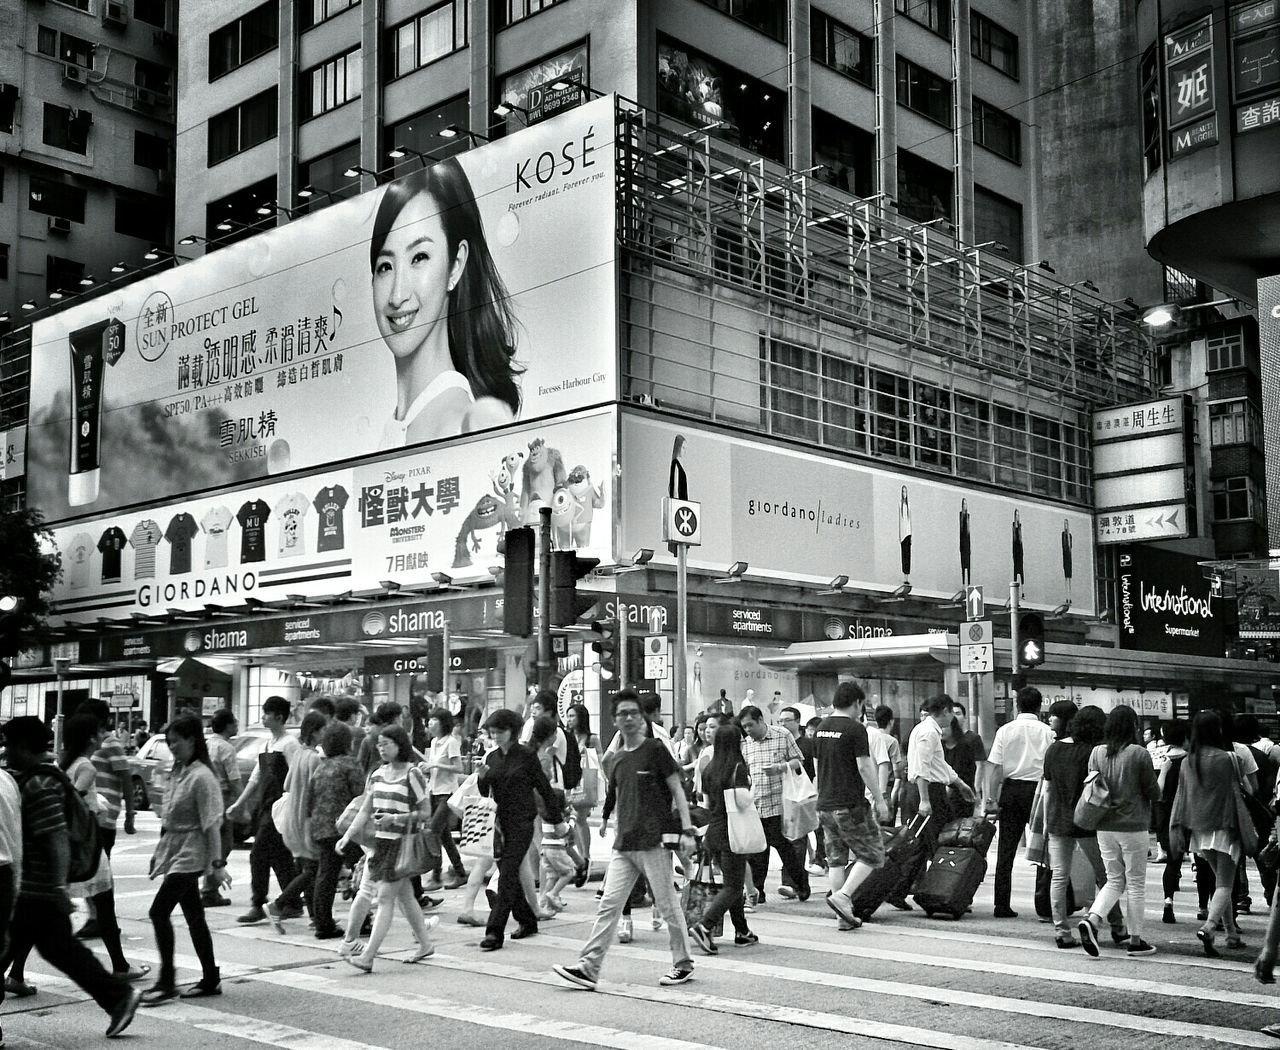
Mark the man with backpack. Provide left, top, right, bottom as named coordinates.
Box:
left=0, top=716, right=141, bottom=1038
left=1234, top=714, right=1277, bottom=913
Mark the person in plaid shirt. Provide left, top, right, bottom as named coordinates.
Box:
left=738, top=706, right=811, bottom=902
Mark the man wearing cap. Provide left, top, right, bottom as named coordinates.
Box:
left=0, top=716, right=141, bottom=1038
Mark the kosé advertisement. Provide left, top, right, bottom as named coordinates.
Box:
left=25, top=97, right=617, bottom=522
left=1116, top=544, right=1224, bottom=657
left=44, top=408, right=616, bottom=623
left=620, top=415, right=1095, bottom=614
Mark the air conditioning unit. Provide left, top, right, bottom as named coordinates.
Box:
left=62, top=63, right=86, bottom=87
left=48, top=216, right=71, bottom=236
left=102, top=0, right=127, bottom=27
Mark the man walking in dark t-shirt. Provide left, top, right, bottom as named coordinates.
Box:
left=554, top=689, right=697, bottom=990
left=813, top=683, right=890, bottom=930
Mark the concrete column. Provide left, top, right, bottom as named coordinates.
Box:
left=789, top=0, right=813, bottom=171
left=277, top=1, right=297, bottom=208
left=875, top=0, right=898, bottom=201
left=470, top=0, right=492, bottom=138
left=952, top=0, right=974, bottom=241
left=360, top=0, right=384, bottom=179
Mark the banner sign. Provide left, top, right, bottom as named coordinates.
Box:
left=1092, top=395, right=1192, bottom=544
left=48, top=408, right=616, bottom=623
left=1, top=425, right=24, bottom=480
left=1037, top=681, right=1176, bottom=719
left=25, top=97, right=617, bottom=522
left=619, top=414, right=1095, bottom=614
left=1165, top=15, right=1219, bottom=157
left=1117, top=544, right=1224, bottom=657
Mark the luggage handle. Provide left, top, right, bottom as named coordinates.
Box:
left=905, top=813, right=930, bottom=837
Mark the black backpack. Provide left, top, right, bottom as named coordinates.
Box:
left=561, top=728, right=583, bottom=791
left=1249, top=744, right=1278, bottom=806
left=20, top=763, right=102, bottom=884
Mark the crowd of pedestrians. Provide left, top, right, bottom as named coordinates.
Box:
left=8, top=682, right=1280, bottom=1044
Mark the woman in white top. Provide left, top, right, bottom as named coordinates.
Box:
left=422, top=707, right=468, bottom=891
left=369, top=159, right=520, bottom=447
left=61, top=712, right=149, bottom=984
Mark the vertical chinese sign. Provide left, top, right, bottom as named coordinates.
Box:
left=1231, top=0, right=1280, bottom=135
left=1165, top=15, right=1218, bottom=159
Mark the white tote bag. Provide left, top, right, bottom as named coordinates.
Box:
left=724, top=785, right=767, bottom=855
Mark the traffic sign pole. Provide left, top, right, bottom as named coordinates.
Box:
left=537, top=507, right=552, bottom=691
left=676, top=544, right=688, bottom=730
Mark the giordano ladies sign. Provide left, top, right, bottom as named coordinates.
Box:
left=24, top=96, right=617, bottom=521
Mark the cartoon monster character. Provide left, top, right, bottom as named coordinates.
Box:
left=565, top=465, right=605, bottom=547
left=520, top=437, right=566, bottom=525
left=452, top=494, right=506, bottom=568
left=550, top=486, right=576, bottom=549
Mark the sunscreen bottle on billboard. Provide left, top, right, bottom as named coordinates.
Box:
left=67, top=318, right=121, bottom=506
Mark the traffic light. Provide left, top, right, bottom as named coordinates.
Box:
left=424, top=633, right=445, bottom=694
left=550, top=550, right=600, bottom=626
left=591, top=618, right=618, bottom=680
left=502, top=527, right=534, bottom=637
left=1018, top=611, right=1046, bottom=669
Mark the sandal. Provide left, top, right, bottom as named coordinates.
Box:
left=406, top=944, right=435, bottom=963
left=114, top=964, right=152, bottom=982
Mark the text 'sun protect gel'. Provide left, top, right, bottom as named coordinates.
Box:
left=67, top=318, right=120, bottom=506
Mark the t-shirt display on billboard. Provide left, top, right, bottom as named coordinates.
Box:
left=1116, top=544, right=1224, bottom=657
left=620, top=414, right=1095, bottom=615
left=42, top=408, right=616, bottom=623
left=24, top=97, right=618, bottom=522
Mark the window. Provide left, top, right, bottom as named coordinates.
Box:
left=0, top=243, right=8, bottom=281
left=116, top=194, right=168, bottom=243
left=896, top=150, right=953, bottom=222
left=28, top=177, right=86, bottom=223
left=205, top=176, right=275, bottom=246
left=973, top=97, right=1020, bottom=162
left=970, top=11, right=1018, bottom=78
left=0, top=84, right=15, bottom=134
left=896, top=57, right=952, bottom=126
left=495, top=0, right=568, bottom=30
left=43, top=104, right=91, bottom=154
left=812, top=108, right=874, bottom=198
left=765, top=338, right=821, bottom=442
left=822, top=357, right=866, bottom=452
left=915, top=382, right=952, bottom=470
left=208, top=88, right=278, bottom=166
left=973, top=185, right=1023, bottom=261
left=46, top=255, right=85, bottom=297
left=302, top=47, right=361, bottom=119
left=1140, top=44, right=1161, bottom=177
left=303, top=0, right=358, bottom=29
left=1207, top=330, right=1246, bottom=371
left=1210, top=399, right=1262, bottom=447
left=993, top=404, right=1027, bottom=489
left=135, top=59, right=171, bottom=97
left=896, top=0, right=950, bottom=39
left=209, top=1, right=278, bottom=81
left=37, top=26, right=57, bottom=57
left=134, top=0, right=168, bottom=28
left=694, top=0, right=787, bottom=42
left=811, top=9, right=873, bottom=87
left=134, top=129, right=169, bottom=170
left=297, top=140, right=360, bottom=213
left=954, top=393, right=992, bottom=482
left=59, top=33, right=94, bottom=68
left=1029, top=416, right=1062, bottom=497
left=384, top=94, right=468, bottom=179
left=871, top=369, right=912, bottom=462
left=387, top=2, right=466, bottom=80
left=1213, top=476, right=1253, bottom=520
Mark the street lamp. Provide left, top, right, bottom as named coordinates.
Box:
left=439, top=125, right=490, bottom=145
left=53, top=655, right=72, bottom=756
left=1141, top=298, right=1240, bottom=327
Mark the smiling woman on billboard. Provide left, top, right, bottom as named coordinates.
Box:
left=369, top=159, right=522, bottom=447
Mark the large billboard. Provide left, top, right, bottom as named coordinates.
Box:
left=25, top=97, right=617, bottom=522
left=45, top=408, right=616, bottom=623
left=620, top=415, right=1095, bottom=614
left=1116, top=544, right=1224, bottom=657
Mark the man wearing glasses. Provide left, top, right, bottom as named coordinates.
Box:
left=553, top=689, right=697, bottom=990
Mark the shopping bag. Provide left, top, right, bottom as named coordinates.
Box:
left=336, top=793, right=374, bottom=850
left=681, top=849, right=724, bottom=937
left=458, top=795, right=498, bottom=858
left=447, top=772, right=480, bottom=818
left=1073, top=768, right=1116, bottom=832
left=393, top=825, right=442, bottom=881
left=781, top=766, right=819, bottom=842
left=725, top=787, right=767, bottom=855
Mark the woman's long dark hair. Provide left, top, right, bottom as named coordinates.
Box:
left=704, top=723, right=746, bottom=794
left=567, top=703, right=591, bottom=740
left=60, top=713, right=99, bottom=770
left=1103, top=705, right=1140, bottom=758
left=369, top=158, right=522, bottom=414
left=1190, top=709, right=1227, bottom=780
left=166, top=713, right=211, bottom=768
left=1069, top=706, right=1106, bottom=748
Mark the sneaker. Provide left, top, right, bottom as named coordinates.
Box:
left=1056, top=936, right=1081, bottom=949
left=338, top=938, right=365, bottom=958
left=742, top=898, right=756, bottom=914
left=777, top=886, right=798, bottom=900
left=1162, top=903, right=1176, bottom=925
left=1078, top=917, right=1101, bottom=958
left=837, top=918, right=860, bottom=932
left=279, top=904, right=304, bottom=920
left=659, top=966, right=694, bottom=986
left=826, top=890, right=859, bottom=927
left=689, top=923, right=717, bottom=955
left=807, top=864, right=829, bottom=877
left=419, top=895, right=443, bottom=913
left=734, top=931, right=759, bottom=946
left=444, top=870, right=468, bottom=890
left=1197, top=908, right=1209, bottom=922
left=314, top=926, right=343, bottom=940
left=106, top=987, right=142, bottom=1037
left=265, top=902, right=286, bottom=934
left=553, top=964, right=597, bottom=990
left=993, top=906, right=1018, bottom=919
left=201, top=893, right=231, bottom=908
left=4, top=978, right=37, bottom=998
left=618, top=916, right=633, bottom=943
left=1127, top=939, right=1157, bottom=956
left=423, top=874, right=444, bottom=891
left=237, top=906, right=266, bottom=925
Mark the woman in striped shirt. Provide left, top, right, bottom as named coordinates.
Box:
left=336, top=725, right=437, bottom=972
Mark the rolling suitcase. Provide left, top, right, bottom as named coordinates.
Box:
left=913, top=846, right=987, bottom=919
left=850, top=815, right=929, bottom=920
left=936, top=816, right=996, bottom=855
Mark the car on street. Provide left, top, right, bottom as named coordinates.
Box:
left=129, top=733, right=171, bottom=811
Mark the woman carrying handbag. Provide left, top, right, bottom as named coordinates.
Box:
left=687, top=724, right=761, bottom=954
